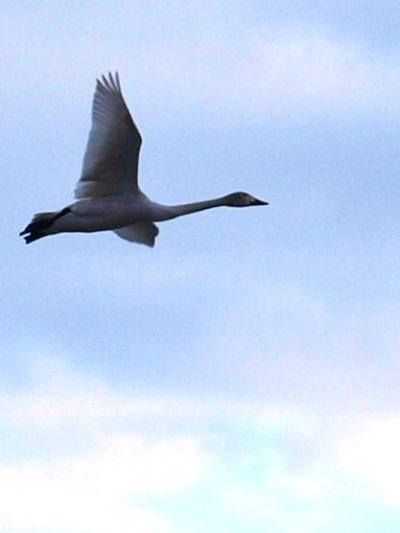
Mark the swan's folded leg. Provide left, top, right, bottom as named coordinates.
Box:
left=20, top=207, right=72, bottom=244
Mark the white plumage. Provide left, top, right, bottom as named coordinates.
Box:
left=75, top=73, right=141, bottom=200
left=21, top=72, right=268, bottom=246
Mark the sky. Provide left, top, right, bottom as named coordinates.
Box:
left=2, top=0, right=400, bottom=531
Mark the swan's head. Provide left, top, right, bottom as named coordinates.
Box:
left=224, top=192, right=269, bottom=207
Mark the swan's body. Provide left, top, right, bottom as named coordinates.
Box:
left=21, top=72, right=268, bottom=246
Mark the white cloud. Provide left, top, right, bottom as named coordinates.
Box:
left=222, top=478, right=329, bottom=533
left=333, top=415, right=400, bottom=506
left=255, top=405, right=318, bottom=440
left=4, top=19, right=400, bottom=120
left=98, top=32, right=400, bottom=118
left=0, top=354, right=318, bottom=532
left=1, top=354, right=400, bottom=532
left=140, top=34, right=388, bottom=112
left=219, top=414, right=400, bottom=531
left=0, top=433, right=207, bottom=533
left=0, top=355, right=215, bottom=532
left=0, top=354, right=170, bottom=429
left=0, top=352, right=320, bottom=436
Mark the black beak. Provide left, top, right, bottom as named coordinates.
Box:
left=252, top=198, right=269, bottom=206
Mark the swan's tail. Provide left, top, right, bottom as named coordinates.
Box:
left=20, top=207, right=71, bottom=244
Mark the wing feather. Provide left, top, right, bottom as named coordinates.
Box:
left=74, top=72, right=142, bottom=199
left=114, top=222, right=159, bottom=247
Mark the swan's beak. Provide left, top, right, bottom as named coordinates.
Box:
left=252, top=198, right=269, bottom=205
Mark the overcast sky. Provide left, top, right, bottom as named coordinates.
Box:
left=2, top=1, right=400, bottom=532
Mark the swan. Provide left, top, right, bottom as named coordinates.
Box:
left=20, top=72, right=268, bottom=246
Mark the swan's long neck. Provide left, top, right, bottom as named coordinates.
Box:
left=152, top=197, right=226, bottom=221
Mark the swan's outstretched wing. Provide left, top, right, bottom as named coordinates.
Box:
left=74, top=72, right=142, bottom=199
left=114, top=222, right=159, bottom=247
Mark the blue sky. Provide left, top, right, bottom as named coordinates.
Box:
left=2, top=1, right=400, bottom=531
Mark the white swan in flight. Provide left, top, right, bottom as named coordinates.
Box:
left=21, top=72, right=268, bottom=246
